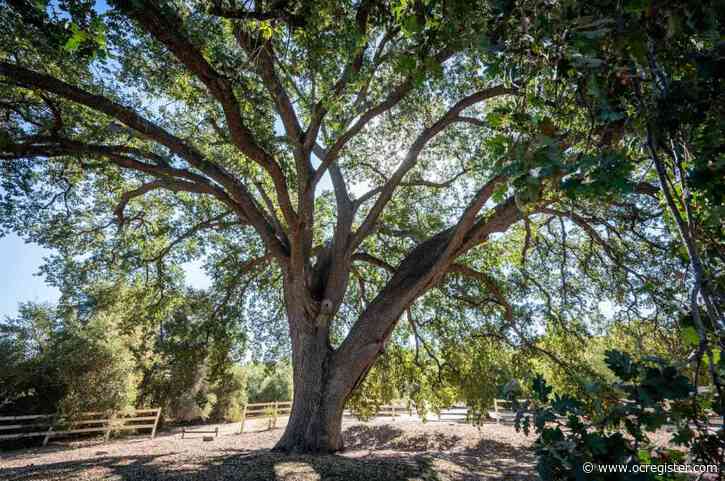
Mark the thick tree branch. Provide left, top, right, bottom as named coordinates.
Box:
left=350, top=87, right=514, bottom=251
left=235, top=28, right=304, bottom=152
left=115, top=179, right=191, bottom=227
left=0, top=63, right=238, bottom=193
left=0, top=63, right=290, bottom=259
left=314, top=47, right=459, bottom=187
left=3, top=136, right=290, bottom=260
left=333, top=192, right=527, bottom=392
left=351, top=252, right=395, bottom=272
left=312, top=78, right=414, bottom=188
left=114, top=1, right=298, bottom=227
left=253, top=180, right=290, bottom=247
left=2, top=138, right=227, bottom=197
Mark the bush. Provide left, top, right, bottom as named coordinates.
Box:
left=517, top=350, right=722, bottom=481
left=52, top=331, right=135, bottom=416
left=0, top=303, right=135, bottom=417
left=0, top=294, right=250, bottom=426
left=245, top=362, right=293, bottom=403
left=209, top=365, right=247, bottom=422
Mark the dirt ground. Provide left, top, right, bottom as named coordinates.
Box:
left=0, top=417, right=537, bottom=481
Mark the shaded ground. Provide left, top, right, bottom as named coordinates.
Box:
left=0, top=419, right=536, bottom=481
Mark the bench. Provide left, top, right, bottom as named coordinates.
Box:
left=181, top=426, right=219, bottom=439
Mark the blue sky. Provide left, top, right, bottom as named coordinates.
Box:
left=0, top=234, right=60, bottom=318
left=0, top=233, right=211, bottom=320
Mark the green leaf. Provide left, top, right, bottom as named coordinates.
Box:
left=63, top=25, right=88, bottom=53
left=681, top=326, right=700, bottom=347
left=605, top=350, right=637, bottom=381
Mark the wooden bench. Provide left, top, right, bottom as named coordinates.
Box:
left=181, top=426, right=218, bottom=439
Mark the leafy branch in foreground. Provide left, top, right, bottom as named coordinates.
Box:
left=517, top=351, right=722, bottom=481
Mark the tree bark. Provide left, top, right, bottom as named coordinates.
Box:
left=271, top=266, right=352, bottom=453
left=273, top=312, right=349, bottom=453
left=272, top=293, right=404, bottom=452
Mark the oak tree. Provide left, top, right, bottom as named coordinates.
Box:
left=0, top=0, right=674, bottom=452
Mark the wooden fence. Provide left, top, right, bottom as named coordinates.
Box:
left=239, top=401, right=292, bottom=433
left=370, top=404, right=413, bottom=420
left=0, top=408, right=161, bottom=446
left=488, top=399, right=530, bottom=424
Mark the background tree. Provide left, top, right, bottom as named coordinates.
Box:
left=0, top=0, right=704, bottom=453
left=0, top=280, right=251, bottom=424
left=0, top=301, right=136, bottom=417
left=245, top=362, right=294, bottom=404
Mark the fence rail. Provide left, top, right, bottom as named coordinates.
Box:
left=0, top=408, right=161, bottom=446
left=0, top=414, right=54, bottom=421
left=239, top=401, right=292, bottom=433
left=488, top=399, right=531, bottom=424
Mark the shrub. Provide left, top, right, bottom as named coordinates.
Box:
left=517, top=350, right=722, bottom=480
left=245, top=362, right=293, bottom=403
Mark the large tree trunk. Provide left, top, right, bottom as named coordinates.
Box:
left=273, top=314, right=352, bottom=453
left=270, top=261, right=356, bottom=454
left=272, top=231, right=459, bottom=453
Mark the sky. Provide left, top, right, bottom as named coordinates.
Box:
left=0, top=234, right=60, bottom=319
left=0, top=233, right=211, bottom=320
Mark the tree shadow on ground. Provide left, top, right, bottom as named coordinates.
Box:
left=343, top=424, right=462, bottom=452
left=0, top=450, right=443, bottom=481
left=1, top=427, right=537, bottom=481
left=427, top=437, right=536, bottom=481
left=340, top=425, right=536, bottom=480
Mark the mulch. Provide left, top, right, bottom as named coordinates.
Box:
left=0, top=418, right=537, bottom=481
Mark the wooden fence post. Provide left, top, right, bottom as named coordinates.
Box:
left=104, top=410, right=116, bottom=442
left=239, top=404, right=247, bottom=434
left=274, top=401, right=279, bottom=428
left=151, top=408, right=161, bottom=439
left=42, top=414, right=56, bottom=447
left=391, top=405, right=396, bottom=421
